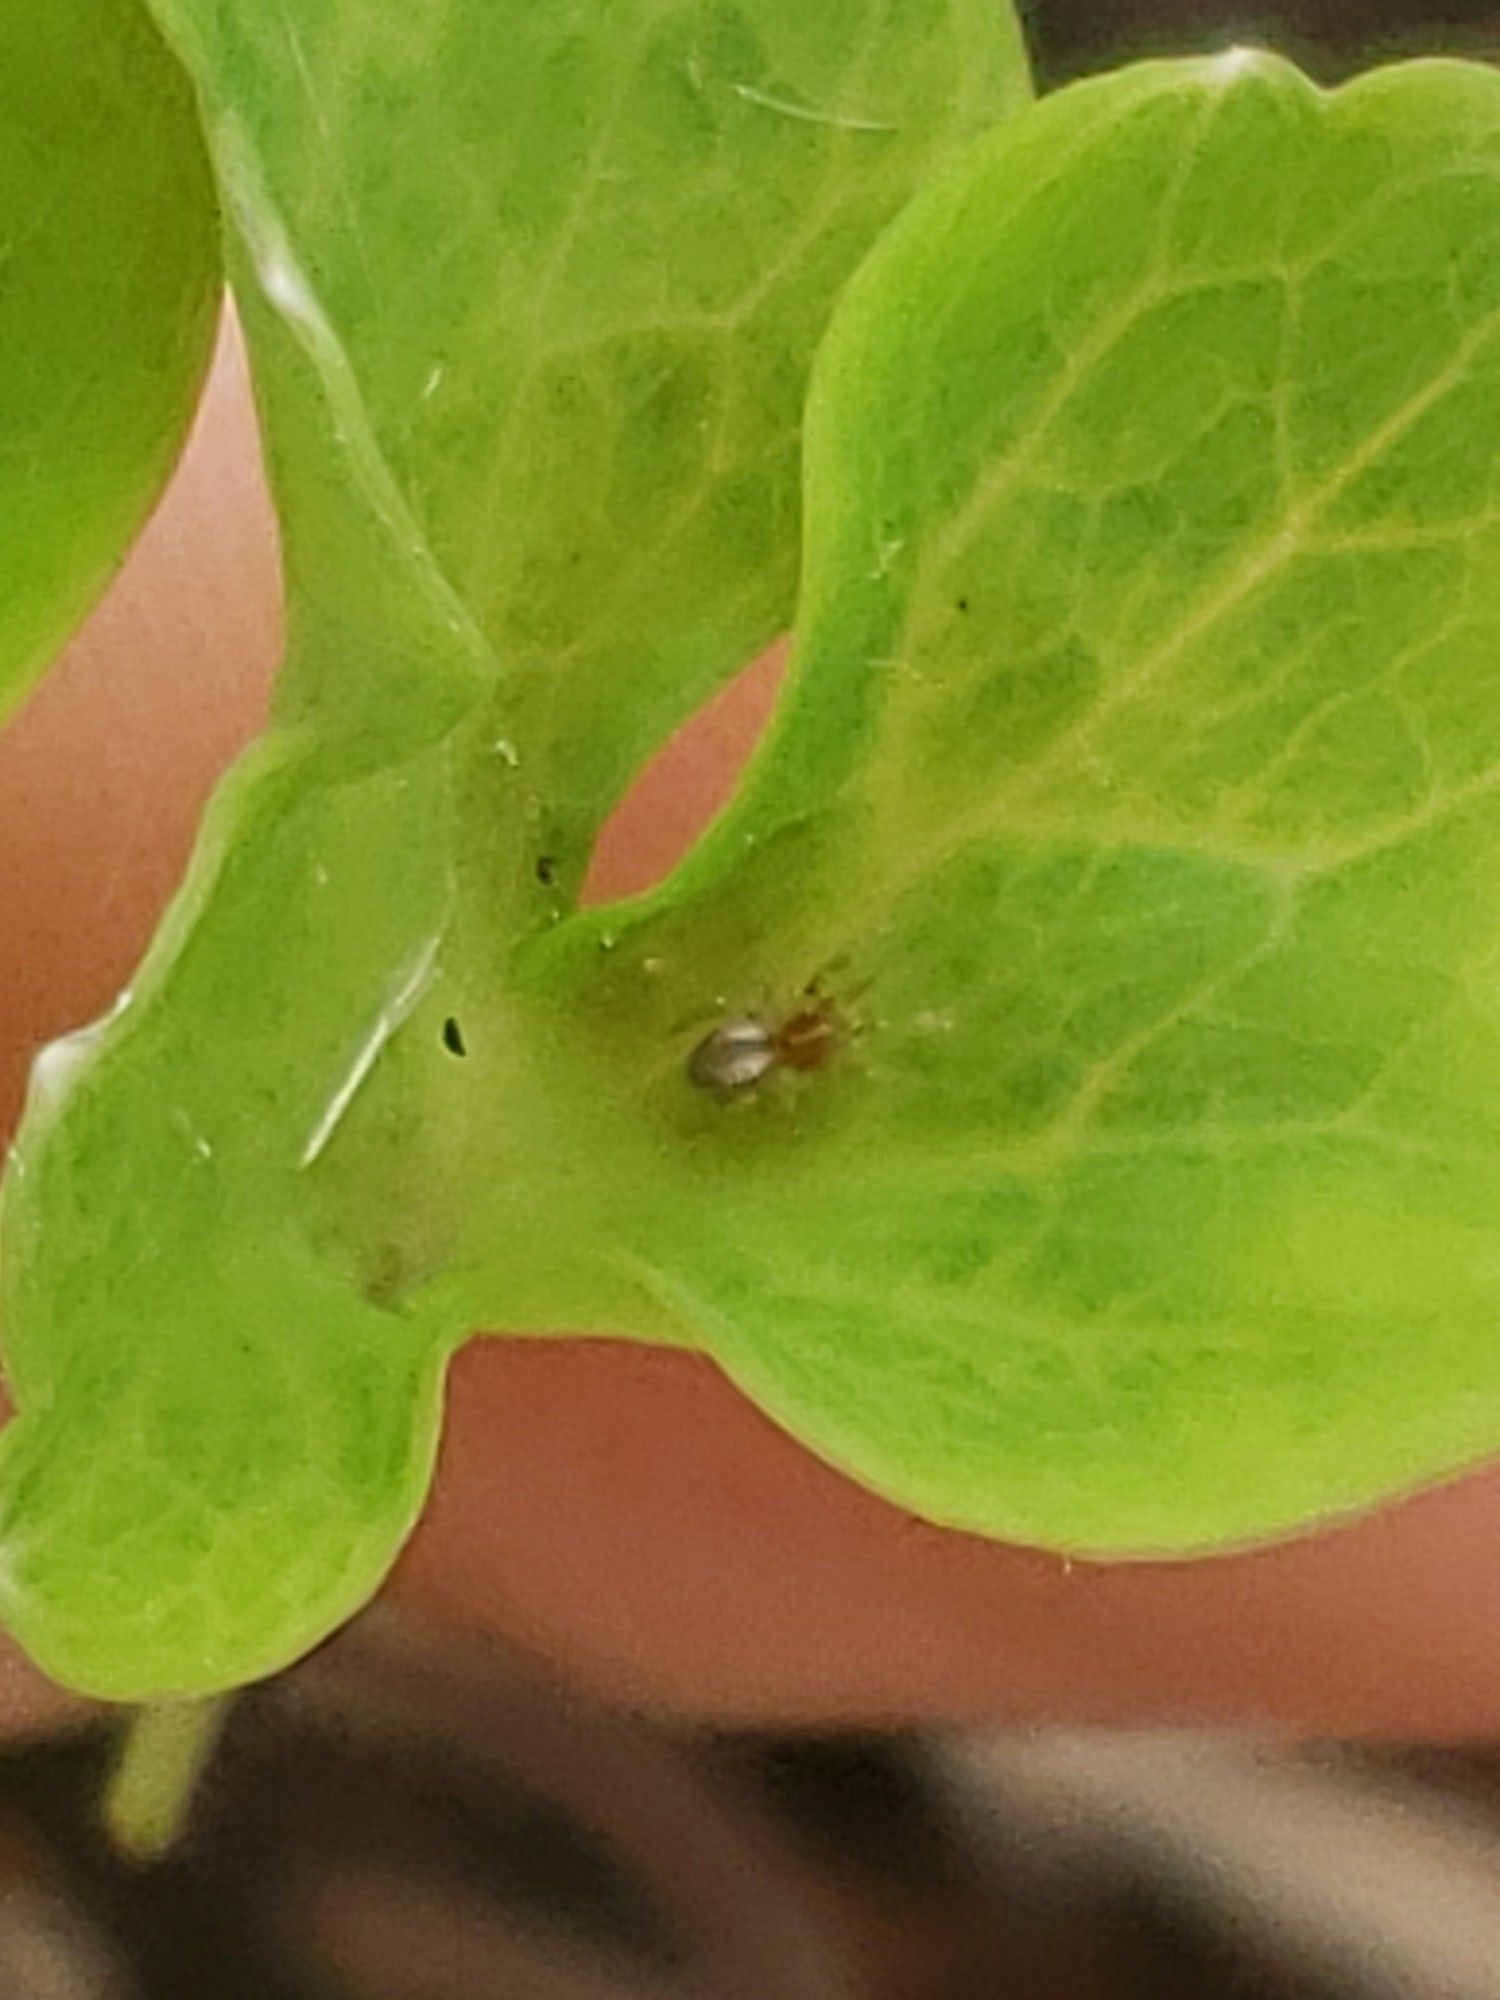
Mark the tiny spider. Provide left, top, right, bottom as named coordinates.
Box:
left=687, top=983, right=847, bottom=1096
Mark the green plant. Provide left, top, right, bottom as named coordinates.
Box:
left=5, top=0, right=1500, bottom=1712
left=0, top=0, right=218, bottom=723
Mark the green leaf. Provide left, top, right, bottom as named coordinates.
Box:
left=0, top=0, right=1028, bottom=1698
left=0, top=0, right=218, bottom=722
left=519, top=52, right=1500, bottom=1553
left=0, top=737, right=455, bottom=1695
left=147, top=0, right=1031, bottom=891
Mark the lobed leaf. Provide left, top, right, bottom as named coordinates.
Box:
left=20, top=27, right=1500, bottom=1703
left=0, top=0, right=1028, bottom=1697
left=524, top=53, right=1500, bottom=1552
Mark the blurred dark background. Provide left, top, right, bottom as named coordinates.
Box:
left=10, top=3, right=1500, bottom=1997
left=1028, top=0, right=1498, bottom=82
left=14, top=1614, right=1500, bottom=2000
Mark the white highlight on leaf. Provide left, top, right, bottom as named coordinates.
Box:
left=1212, top=45, right=1265, bottom=82
left=27, top=988, right=133, bottom=1111
left=218, top=115, right=495, bottom=695
left=258, top=245, right=324, bottom=332
left=729, top=84, right=894, bottom=134
left=298, top=936, right=442, bottom=1170
left=171, top=1108, right=216, bottom=1163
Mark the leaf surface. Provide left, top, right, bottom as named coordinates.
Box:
left=0, top=0, right=1026, bottom=1697
left=148, top=0, right=1031, bottom=883
left=0, top=0, right=218, bottom=721
left=524, top=53, right=1500, bottom=1551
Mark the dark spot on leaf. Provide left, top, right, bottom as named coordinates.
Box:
left=535, top=855, right=558, bottom=887
left=442, top=1017, right=467, bottom=1058
left=956, top=597, right=969, bottom=613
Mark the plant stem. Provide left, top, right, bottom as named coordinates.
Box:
left=103, top=1696, right=229, bottom=1863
